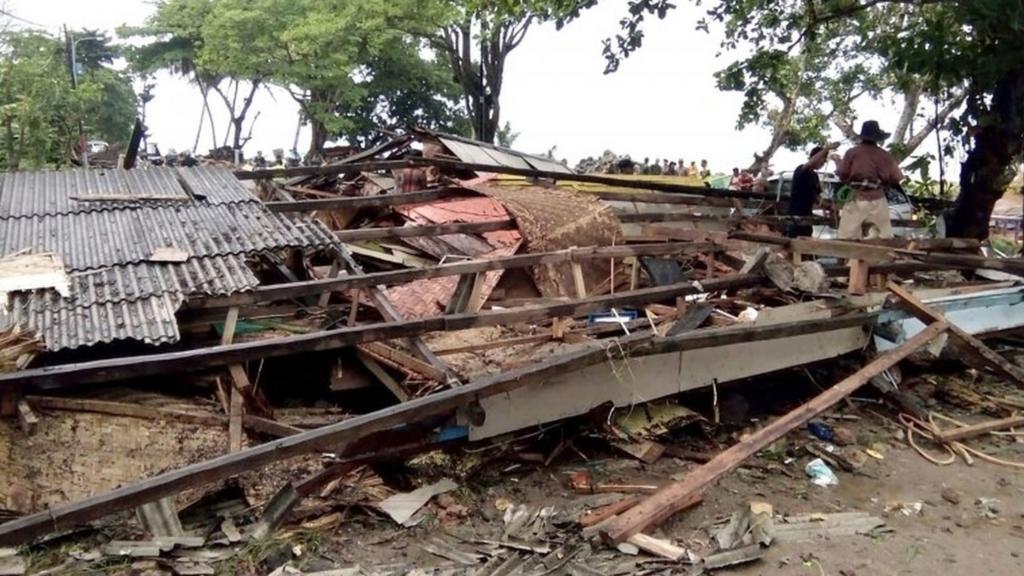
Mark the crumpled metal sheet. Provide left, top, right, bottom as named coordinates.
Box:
left=466, top=183, right=623, bottom=297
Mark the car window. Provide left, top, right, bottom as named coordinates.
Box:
left=886, top=185, right=911, bottom=205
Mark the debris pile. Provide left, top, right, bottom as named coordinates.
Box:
left=1, top=129, right=1024, bottom=573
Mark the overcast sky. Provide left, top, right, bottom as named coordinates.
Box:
left=5, top=0, right=913, bottom=173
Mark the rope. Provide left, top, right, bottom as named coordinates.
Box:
left=898, top=411, right=1024, bottom=469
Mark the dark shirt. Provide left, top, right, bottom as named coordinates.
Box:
left=787, top=164, right=821, bottom=216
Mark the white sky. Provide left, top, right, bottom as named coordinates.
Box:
left=5, top=0, right=918, bottom=174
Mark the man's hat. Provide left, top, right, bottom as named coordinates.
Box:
left=858, top=120, right=890, bottom=142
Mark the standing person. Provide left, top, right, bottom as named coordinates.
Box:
left=689, top=161, right=699, bottom=178
left=728, top=167, right=742, bottom=189
left=786, top=144, right=839, bottom=238
left=666, top=161, right=678, bottom=175
left=649, top=159, right=662, bottom=175
left=700, top=159, right=711, bottom=178
left=835, top=120, right=903, bottom=239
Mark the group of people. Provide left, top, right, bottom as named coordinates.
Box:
left=786, top=120, right=903, bottom=240
left=634, top=158, right=711, bottom=178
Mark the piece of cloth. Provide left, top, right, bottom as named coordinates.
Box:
left=836, top=142, right=902, bottom=201
left=838, top=197, right=893, bottom=239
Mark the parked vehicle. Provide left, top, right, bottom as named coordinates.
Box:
left=765, top=170, right=937, bottom=238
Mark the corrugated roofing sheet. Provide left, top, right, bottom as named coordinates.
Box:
left=8, top=292, right=182, bottom=351
left=0, top=203, right=335, bottom=271
left=0, top=166, right=333, bottom=351
left=0, top=166, right=257, bottom=218
left=62, top=256, right=259, bottom=308
left=428, top=132, right=573, bottom=174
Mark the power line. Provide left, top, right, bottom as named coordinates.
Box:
left=0, top=8, right=60, bottom=31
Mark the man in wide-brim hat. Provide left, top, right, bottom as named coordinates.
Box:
left=835, top=120, right=903, bottom=239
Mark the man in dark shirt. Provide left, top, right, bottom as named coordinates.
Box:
left=786, top=143, right=837, bottom=238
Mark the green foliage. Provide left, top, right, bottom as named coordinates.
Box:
left=0, top=30, right=137, bottom=170
left=125, top=0, right=467, bottom=153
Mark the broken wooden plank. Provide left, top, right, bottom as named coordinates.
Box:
left=935, top=415, right=1024, bottom=443
left=888, top=281, right=1024, bottom=387
left=332, top=244, right=453, bottom=383
left=25, top=396, right=226, bottom=427
left=221, top=308, right=244, bottom=453
left=188, top=241, right=719, bottom=310
left=14, top=399, right=37, bottom=435
left=0, top=274, right=761, bottom=391
left=239, top=157, right=773, bottom=201
left=264, top=187, right=463, bottom=212
left=359, top=342, right=447, bottom=382
left=0, top=326, right=663, bottom=545
left=600, top=320, right=950, bottom=543
left=627, top=533, right=688, bottom=561
left=333, top=219, right=515, bottom=243
left=357, top=351, right=411, bottom=402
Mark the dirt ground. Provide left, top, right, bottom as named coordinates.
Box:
left=17, top=364, right=1024, bottom=576
left=263, top=365, right=1024, bottom=576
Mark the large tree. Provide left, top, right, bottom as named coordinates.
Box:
left=597, top=0, right=1022, bottom=239
left=0, top=30, right=136, bottom=169
left=395, top=0, right=595, bottom=143
left=198, top=0, right=466, bottom=158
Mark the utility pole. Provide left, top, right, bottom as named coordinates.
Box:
left=65, top=25, right=98, bottom=167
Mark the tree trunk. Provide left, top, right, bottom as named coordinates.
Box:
left=947, top=70, right=1024, bottom=239
left=307, top=117, right=328, bottom=160
left=231, top=80, right=261, bottom=150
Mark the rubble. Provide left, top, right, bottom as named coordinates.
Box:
left=2, top=129, right=1024, bottom=573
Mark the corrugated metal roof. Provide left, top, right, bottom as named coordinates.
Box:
left=0, top=166, right=257, bottom=219
left=63, top=256, right=259, bottom=308
left=8, top=291, right=182, bottom=351
left=174, top=165, right=260, bottom=204
left=0, top=203, right=335, bottom=271
left=0, top=166, right=334, bottom=351
left=424, top=131, right=573, bottom=174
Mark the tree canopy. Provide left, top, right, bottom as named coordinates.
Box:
left=0, top=29, right=137, bottom=170
left=594, top=0, right=1024, bottom=238
left=123, top=0, right=469, bottom=157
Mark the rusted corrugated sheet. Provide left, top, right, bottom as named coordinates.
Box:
left=8, top=292, right=183, bottom=351
left=387, top=196, right=523, bottom=318
left=0, top=203, right=335, bottom=271
left=467, top=183, right=622, bottom=297
left=387, top=244, right=519, bottom=319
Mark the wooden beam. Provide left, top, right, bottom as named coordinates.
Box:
left=187, top=242, right=719, bottom=310
left=264, top=187, right=464, bottom=212
left=936, top=415, right=1024, bottom=443
left=888, top=282, right=1024, bottom=387
left=331, top=244, right=453, bottom=383
left=15, top=399, right=37, bottom=435
left=27, top=395, right=227, bottom=426
left=358, top=342, right=446, bottom=382
left=600, top=320, right=950, bottom=543
left=0, top=327, right=663, bottom=546
left=332, top=219, right=516, bottom=242
left=236, top=157, right=776, bottom=201
left=0, top=274, right=761, bottom=392
left=221, top=308, right=244, bottom=453
left=357, top=352, right=411, bottom=402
